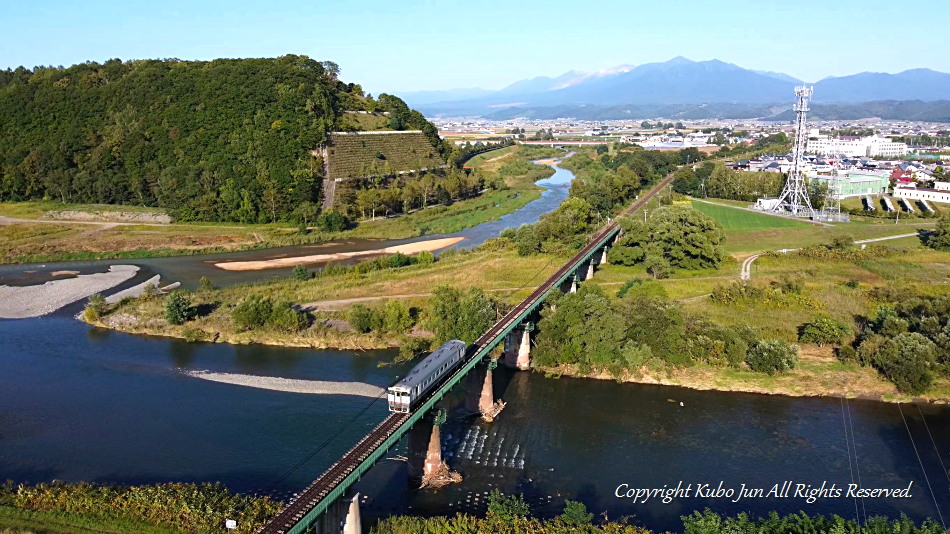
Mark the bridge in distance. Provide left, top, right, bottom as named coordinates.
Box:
left=258, top=173, right=677, bottom=534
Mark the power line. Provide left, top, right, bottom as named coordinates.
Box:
left=267, top=388, right=388, bottom=494
left=897, top=403, right=946, bottom=529
left=840, top=398, right=862, bottom=530
left=844, top=398, right=868, bottom=525
left=916, top=404, right=950, bottom=484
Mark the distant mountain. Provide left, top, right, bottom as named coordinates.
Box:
left=482, top=100, right=950, bottom=122
left=753, top=70, right=804, bottom=84
left=412, top=57, right=950, bottom=121
left=814, top=69, right=950, bottom=102
left=399, top=87, right=493, bottom=107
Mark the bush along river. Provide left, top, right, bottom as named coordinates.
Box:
left=0, top=158, right=947, bottom=531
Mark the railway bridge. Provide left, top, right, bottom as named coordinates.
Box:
left=258, top=174, right=675, bottom=534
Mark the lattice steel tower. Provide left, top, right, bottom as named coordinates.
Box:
left=773, top=86, right=815, bottom=218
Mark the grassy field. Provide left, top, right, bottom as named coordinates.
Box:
left=0, top=147, right=565, bottom=263
left=692, top=199, right=937, bottom=255
left=91, top=247, right=565, bottom=349
left=0, top=505, right=180, bottom=534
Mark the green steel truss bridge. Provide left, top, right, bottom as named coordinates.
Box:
left=258, top=174, right=675, bottom=534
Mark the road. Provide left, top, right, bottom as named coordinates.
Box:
left=740, top=232, right=923, bottom=280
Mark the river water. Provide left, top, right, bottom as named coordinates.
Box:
left=1, top=161, right=948, bottom=531
left=0, top=160, right=574, bottom=290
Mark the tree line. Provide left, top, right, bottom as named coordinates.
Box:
left=500, top=147, right=701, bottom=255
left=0, top=55, right=449, bottom=224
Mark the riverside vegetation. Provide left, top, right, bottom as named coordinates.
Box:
left=4, top=481, right=945, bottom=534
left=84, top=147, right=950, bottom=400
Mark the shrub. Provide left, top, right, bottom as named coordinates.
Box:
left=746, top=339, right=798, bottom=375
left=830, top=234, right=855, bottom=250
left=382, top=300, right=414, bottom=333
left=416, top=250, right=435, bottom=264
left=141, top=283, right=160, bottom=300
left=268, top=302, right=309, bottom=332
left=348, top=304, right=383, bottom=333
left=837, top=345, right=858, bottom=363
left=316, top=211, right=349, bottom=232
left=83, top=293, right=107, bottom=322
left=232, top=296, right=274, bottom=330
left=397, top=336, right=431, bottom=362
left=164, top=293, right=196, bottom=325
left=872, top=332, right=937, bottom=394
left=799, top=314, right=851, bottom=346
left=487, top=489, right=530, bottom=525
left=844, top=278, right=860, bottom=289
left=198, top=276, right=215, bottom=291
left=291, top=265, right=310, bottom=281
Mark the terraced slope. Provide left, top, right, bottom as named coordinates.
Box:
left=325, top=131, right=445, bottom=180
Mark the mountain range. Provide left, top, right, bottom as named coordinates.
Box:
left=401, top=57, right=950, bottom=121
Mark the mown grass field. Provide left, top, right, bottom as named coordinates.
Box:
left=692, top=199, right=937, bottom=255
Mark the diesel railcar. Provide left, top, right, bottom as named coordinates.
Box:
left=387, top=340, right=466, bottom=413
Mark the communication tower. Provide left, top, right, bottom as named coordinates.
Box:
left=772, top=86, right=816, bottom=218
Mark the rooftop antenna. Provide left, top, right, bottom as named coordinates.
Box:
left=772, top=86, right=816, bottom=218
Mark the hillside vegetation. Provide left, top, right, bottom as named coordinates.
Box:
left=0, top=56, right=441, bottom=223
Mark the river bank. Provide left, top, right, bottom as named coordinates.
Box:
left=0, top=146, right=561, bottom=264
left=540, top=346, right=950, bottom=404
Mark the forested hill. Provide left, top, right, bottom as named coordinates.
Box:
left=0, top=55, right=441, bottom=222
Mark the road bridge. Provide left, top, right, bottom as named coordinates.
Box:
left=258, top=173, right=675, bottom=534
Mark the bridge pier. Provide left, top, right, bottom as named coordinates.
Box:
left=516, top=327, right=532, bottom=370
left=586, top=260, right=595, bottom=280
left=601, top=246, right=609, bottom=264
left=569, top=275, right=578, bottom=293
left=342, top=493, right=361, bottom=534
left=479, top=362, right=506, bottom=422
left=420, top=418, right=461, bottom=488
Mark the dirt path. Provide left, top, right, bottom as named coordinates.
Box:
left=741, top=232, right=922, bottom=280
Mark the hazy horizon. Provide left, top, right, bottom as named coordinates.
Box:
left=3, top=0, right=948, bottom=96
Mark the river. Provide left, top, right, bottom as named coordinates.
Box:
left=0, top=161, right=947, bottom=532
left=0, top=160, right=574, bottom=290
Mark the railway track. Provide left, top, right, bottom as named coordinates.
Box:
left=258, top=173, right=674, bottom=534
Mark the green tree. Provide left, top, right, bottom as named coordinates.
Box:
left=486, top=489, right=530, bottom=525
left=416, top=250, right=435, bottom=264
left=348, top=304, right=382, bottom=333
left=559, top=500, right=594, bottom=526
left=164, top=293, right=196, bottom=325
left=927, top=214, right=950, bottom=251
left=746, top=340, right=798, bottom=375
left=799, top=314, right=851, bottom=346
left=611, top=206, right=725, bottom=271
left=872, top=332, right=937, bottom=394
left=427, top=285, right=497, bottom=345
left=382, top=300, right=414, bottom=333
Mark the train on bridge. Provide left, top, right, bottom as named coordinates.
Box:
left=387, top=340, right=466, bottom=413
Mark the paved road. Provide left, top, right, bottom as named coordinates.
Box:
left=740, top=232, right=923, bottom=281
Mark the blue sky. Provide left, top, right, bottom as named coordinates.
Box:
left=3, top=0, right=947, bottom=94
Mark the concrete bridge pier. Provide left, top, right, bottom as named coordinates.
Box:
left=569, top=274, right=578, bottom=293
left=479, top=361, right=506, bottom=422
left=341, top=493, right=361, bottom=534
left=601, top=246, right=609, bottom=264
left=585, top=260, right=595, bottom=280
left=516, top=326, right=532, bottom=370
left=420, top=416, right=461, bottom=488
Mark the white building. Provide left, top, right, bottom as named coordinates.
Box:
left=806, top=129, right=907, bottom=158
left=893, top=181, right=950, bottom=205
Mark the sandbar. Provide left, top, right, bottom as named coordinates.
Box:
left=214, top=236, right=464, bottom=271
